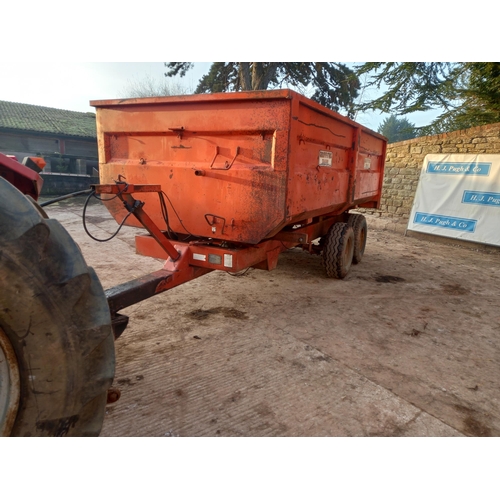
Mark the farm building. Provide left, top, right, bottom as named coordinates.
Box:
left=0, top=99, right=98, bottom=176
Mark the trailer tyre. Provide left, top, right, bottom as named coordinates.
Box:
left=0, top=178, right=115, bottom=436
left=347, top=214, right=367, bottom=264
left=322, top=222, right=354, bottom=279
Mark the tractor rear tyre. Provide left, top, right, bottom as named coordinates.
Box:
left=322, top=222, right=354, bottom=279
left=0, top=178, right=115, bottom=436
left=347, top=214, right=367, bottom=264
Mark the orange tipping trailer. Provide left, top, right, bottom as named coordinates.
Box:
left=90, top=90, right=387, bottom=337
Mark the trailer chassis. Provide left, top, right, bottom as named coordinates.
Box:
left=97, top=183, right=348, bottom=339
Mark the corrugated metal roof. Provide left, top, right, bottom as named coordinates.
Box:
left=0, top=100, right=96, bottom=139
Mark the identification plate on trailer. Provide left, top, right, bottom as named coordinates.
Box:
left=364, top=157, right=372, bottom=170
left=318, top=150, right=333, bottom=167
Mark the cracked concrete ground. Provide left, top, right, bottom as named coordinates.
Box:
left=44, top=197, right=500, bottom=437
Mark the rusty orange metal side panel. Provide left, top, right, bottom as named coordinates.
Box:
left=285, top=96, right=354, bottom=223
left=354, top=129, right=386, bottom=202
left=91, top=90, right=386, bottom=245
left=92, top=93, right=291, bottom=245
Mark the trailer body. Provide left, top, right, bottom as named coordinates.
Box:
left=91, top=90, right=386, bottom=249
left=89, top=90, right=387, bottom=337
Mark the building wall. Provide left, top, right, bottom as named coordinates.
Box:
left=40, top=173, right=99, bottom=196
left=0, top=131, right=61, bottom=157
left=0, top=131, right=97, bottom=158
left=362, top=122, right=500, bottom=226
left=0, top=130, right=98, bottom=176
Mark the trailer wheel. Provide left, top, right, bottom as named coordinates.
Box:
left=322, top=222, right=354, bottom=279
left=0, top=178, right=115, bottom=436
left=347, top=214, right=367, bottom=264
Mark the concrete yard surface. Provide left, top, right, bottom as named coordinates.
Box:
left=44, top=197, right=500, bottom=437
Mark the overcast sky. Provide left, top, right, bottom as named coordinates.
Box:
left=1, top=62, right=211, bottom=113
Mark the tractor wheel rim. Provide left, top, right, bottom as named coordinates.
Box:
left=0, top=326, right=20, bottom=436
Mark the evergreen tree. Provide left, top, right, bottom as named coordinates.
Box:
left=165, top=62, right=360, bottom=117
left=377, top=115, right=417, bottom=143
left=355, top=62, right=500, bottom=134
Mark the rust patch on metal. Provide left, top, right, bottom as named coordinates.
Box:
left=155, top=276, right=173, bottom=294
left=107, top=387, right=121, bottom=404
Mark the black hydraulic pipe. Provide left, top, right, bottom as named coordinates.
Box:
left=39, top=189, right=93, bottom=207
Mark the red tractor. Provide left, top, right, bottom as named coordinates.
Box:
left=0, top=152, right=114, bottom=436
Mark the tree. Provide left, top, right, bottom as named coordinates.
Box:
left=121, top=74, right=191, bottom=98
left=165, top=62, right=360, bottom=117
left=355, top=62, right=500, bottom=134
left=441, top=62, right=500, bottom=132
left=377, top=115, right=417, bottom=143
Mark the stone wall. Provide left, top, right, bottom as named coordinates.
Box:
left=363, top=122, right=500, bottom=228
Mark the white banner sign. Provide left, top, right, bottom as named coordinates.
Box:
left=407, top=154, right=500, bottom=246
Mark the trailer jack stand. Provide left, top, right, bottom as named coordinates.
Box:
left=105, top=251, right=213, bottom=340
left=110, top=313, right=129, bottom=340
